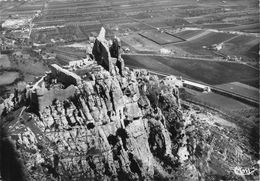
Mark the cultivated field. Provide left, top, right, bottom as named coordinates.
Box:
left=172, top=31, right=237, bottom=56
left=122, top=54, right=259, bottom=87
left=2, top=0, right=258, bottom=61
left=200, top=23, right=238, bottom=29
left=144, top=18, right=190, bottom=28
left=193, top=92, right=252, bottom=111
left=171, top=29, right=206, bottom=40
left=139, top=30, right=183, bottom=45
left=117, top=22, right=151, bottom=33
left=121, top=34, right=161, bottom=53
left=215, top=82, right=259, bottom=102
left=222, top=23, right=260, bottom=33
left=1, top=0, right=259, bottom=92
left=219, top=35, right=259, bottom=61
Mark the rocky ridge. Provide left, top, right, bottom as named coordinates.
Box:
left=0, top=28, right=258, bottom=181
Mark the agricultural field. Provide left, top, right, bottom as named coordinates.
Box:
left=171, top=29, right=206, bottom=40
left=122, top=54, right=259, bottom=87
left=144, top=18, right=190, bottom=28
left=139, top=30, right=184, bottom=45
left=79, top=24, right=103, bottom=37
left=182, top=90, right=259, bottom=129
left=215, top=82, right=259, bottom=102
left=169, top=31, right=238, bottom=57
left=190, top=91, right=253, bottom=111
left=121, top=34, right=161, bottom=53
left=116, top=22, right=151, bottom=33
left=49, top=46, right=86, bottom=64
left=222, top=23, right=260, bottom=33
left=219, top=35, right=259, bottom=61
left=200, top=23, right=238, bottom=29
left=31, top=28, right=59, bottom=43
left=128, top=12, right=153, bottom=20
left=0, top=0, right=259, bottom=87
left=0, top=1, right=44, bottom=20
left=2, top=0, right=258, bottom=59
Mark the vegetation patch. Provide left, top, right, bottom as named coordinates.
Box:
left=0, top=71, right=20, bottom=86
left=0, top=54, right=11, bottom=68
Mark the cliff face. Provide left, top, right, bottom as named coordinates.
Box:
left=0, top=28, right=258, bottom=181
left=1, top=66, right=190, bottom=181
left=0, top=28, right=192, bottom=181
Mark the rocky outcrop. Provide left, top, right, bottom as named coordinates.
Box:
left=0, top=28, right=258, bottom=181
left=0, top=58, right=187, bottom=180
left=92, top=27, right=125, bottom=76
left=49, top=64, right=82, bottom=87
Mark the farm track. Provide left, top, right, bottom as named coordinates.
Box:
left=221, top=34, right=240, bottom=44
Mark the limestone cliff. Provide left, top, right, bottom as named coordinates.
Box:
left=0, top=28, right=258, bottom=181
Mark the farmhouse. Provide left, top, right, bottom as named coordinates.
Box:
left=160, top=48, right=171, bottom=54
